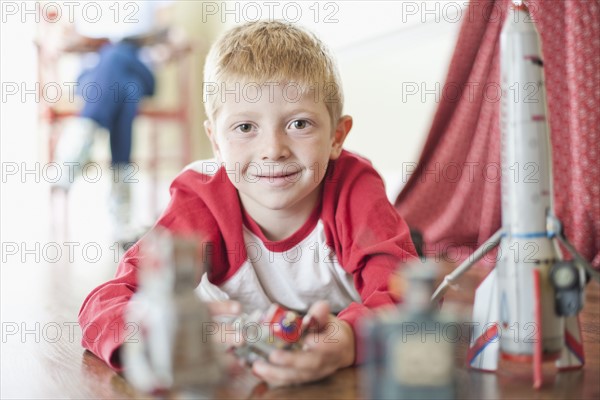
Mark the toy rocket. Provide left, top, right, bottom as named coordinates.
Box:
left=431, top=1, right=599, bottom=389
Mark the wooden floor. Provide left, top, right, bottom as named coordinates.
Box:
left=2, top=243, right=598, bottom=399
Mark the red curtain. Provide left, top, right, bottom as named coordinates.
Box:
left=395, top=0, right=600, bottom=268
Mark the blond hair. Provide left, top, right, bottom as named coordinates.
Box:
left=203, top=20, right=344, bottom=127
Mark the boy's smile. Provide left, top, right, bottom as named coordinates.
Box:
left=205, top=82, right=352, bottom=240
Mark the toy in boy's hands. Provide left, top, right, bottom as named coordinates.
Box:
left=233, top=304, right=316, bottom=366
left=248, top=301, right=356, bottom=387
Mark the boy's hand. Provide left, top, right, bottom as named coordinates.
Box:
left=251, top=301, right=355, bottom=387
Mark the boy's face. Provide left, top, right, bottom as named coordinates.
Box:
left=205, top=82, right=352, bottom=218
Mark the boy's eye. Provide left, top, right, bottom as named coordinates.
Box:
left=236, top=123, right=253, bottom=133
left=290, top=120, right=310, bottom=129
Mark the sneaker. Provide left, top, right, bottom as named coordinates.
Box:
left=109, top=163, right=140, bottom=247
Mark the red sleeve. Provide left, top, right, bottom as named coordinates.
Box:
left=77, top=244, right=139, bottom=370
left=78, top=167, right=245, bottom=369
left=321, top=151, right=418, bottom=364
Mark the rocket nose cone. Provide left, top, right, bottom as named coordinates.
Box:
left=502, top=1, right=537, bottom=34
left=512, top=1, right=529, bottom=13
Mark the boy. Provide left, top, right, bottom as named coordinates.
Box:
left=78, top=20, right=417, bottom=387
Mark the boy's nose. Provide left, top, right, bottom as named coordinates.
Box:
left=261, top=131, right=290, bottom=161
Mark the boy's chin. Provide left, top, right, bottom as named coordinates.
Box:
left=242, top=192, right=308, bottom=213
left=253, top=197, right=298, bottom=212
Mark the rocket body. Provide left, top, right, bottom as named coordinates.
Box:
left=496, top=6, right=563, bottom=358
left=457, top=4, right=587, bottom=376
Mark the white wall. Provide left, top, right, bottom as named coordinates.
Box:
left=329, top=2, right=463, bottom=198
left=0, top=17, right=49, bottom=243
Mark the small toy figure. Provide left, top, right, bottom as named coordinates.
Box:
left=233, top=304, right=316, bottom=366
left=122, top=230, right=222, bottom=394
left=362, top=261, right=457, bottom=400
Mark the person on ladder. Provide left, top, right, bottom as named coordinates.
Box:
left=51, top=1, right=183, bottom=245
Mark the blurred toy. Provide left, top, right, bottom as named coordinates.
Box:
left=122, top=230, right=222, bottom=394
left=430, top=1, right=599, bottom=389
left=362, top=261, right=457, bottom=400
left=233, top=304, right=316, bottom=366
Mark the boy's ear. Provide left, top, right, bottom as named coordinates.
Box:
left=330, top=115, right=353, bottom=160
left=204, top=120, right=222, bottom=161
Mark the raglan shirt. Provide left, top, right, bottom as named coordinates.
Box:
left=78, top=150, right=418, bottom=369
